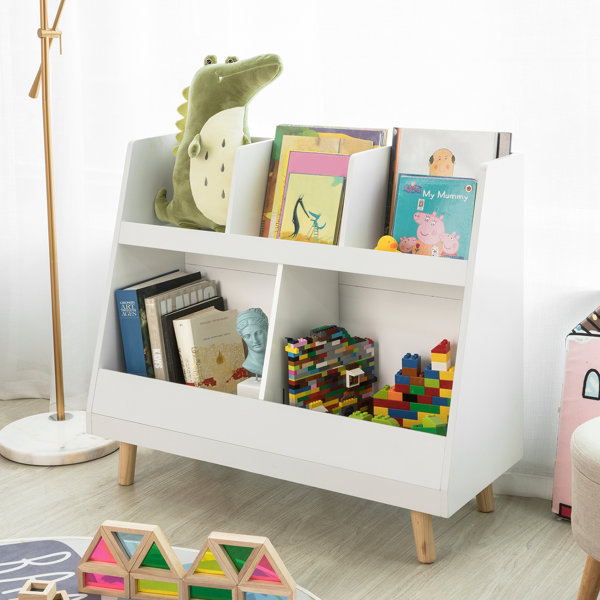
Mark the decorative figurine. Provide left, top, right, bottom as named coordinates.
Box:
left=236, top=308, right=268, bottom=377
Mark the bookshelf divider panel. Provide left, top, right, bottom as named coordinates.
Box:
left=338, top=145, right=391, bottom=250
left=226, top=140, right=273, bottom=236
left=263, top=265, right=341, bottom=403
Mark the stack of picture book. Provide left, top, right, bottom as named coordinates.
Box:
left=259, top=124, right=387, bottom=245
left=386, top=127, right=512, bottom=260
left=115, top=270, right=246, bottom=394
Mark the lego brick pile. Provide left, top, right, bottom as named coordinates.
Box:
left=372, top=339, right=453, bottom=436
left=285, top=325, right=376, bottom=415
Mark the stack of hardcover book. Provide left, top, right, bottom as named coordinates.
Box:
left=115, top=270, right=245, bottom=393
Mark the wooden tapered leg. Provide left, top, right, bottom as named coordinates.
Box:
left=118, top=442, right=137, bottom=485
left=476, top=484, right=495, bottom=512
left=577, top=555, right=600, bottom=600
left=410, top=510, right=436, bottom=563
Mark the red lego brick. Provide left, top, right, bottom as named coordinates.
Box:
left=424, top=387, right=438, bottom=396
left=440, top=379, right=453, bottom=390
left=394, top=383, right=411, bottom=393
left=432, top=339, right=451, bottom=354
left=373, top=399, right=412, bottom=410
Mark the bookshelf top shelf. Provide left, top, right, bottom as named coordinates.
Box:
left=118, top=221, right=468, bottom=286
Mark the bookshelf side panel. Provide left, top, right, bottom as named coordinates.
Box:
left=121, top=135, right=177, bottom=225
left=443, top=154, right=524, bottom=513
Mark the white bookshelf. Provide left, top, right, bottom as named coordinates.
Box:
left=87, top=134, right=524, bottom=563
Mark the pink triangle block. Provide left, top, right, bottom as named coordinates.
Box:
left=89, top=537, right=117, bottom=563
left=249, top=555, right=280, bottom=582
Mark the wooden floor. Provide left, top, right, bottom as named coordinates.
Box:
left=0, top=399, right=587, bottom=599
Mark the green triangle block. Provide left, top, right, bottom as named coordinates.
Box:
left=140, top=542, right=170, bottom=569
left=221, top=544, right=253, bottom=572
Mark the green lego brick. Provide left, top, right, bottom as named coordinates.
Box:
left=373, top=385, right=390, bottom=400
left=372, top=414, right=399, bottom=427
left=348, top=411, right=373, bottom=421
left=424, top=378, right=440, bottom=388
left=410, top=403, right=441, bottom=414
left=409, top=385, right=425, bottom=395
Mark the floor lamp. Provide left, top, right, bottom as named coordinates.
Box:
left=0, top=0, right=118, bottom=465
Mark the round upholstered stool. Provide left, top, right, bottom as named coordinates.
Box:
left=572, top=417, right=600, bottom=600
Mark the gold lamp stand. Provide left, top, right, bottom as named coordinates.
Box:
left=0, top=0, right=117, bottom=465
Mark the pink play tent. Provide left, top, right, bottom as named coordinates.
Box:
left=553, top=305, right=600, bottom=518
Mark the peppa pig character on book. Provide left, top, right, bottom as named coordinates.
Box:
left=413, top=211, right=445, bottom=256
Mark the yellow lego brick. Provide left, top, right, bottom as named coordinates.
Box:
left=403, top=418, right=419, bottom=428
left=324, top=399, right=337, bottom=408
left=439, top=366, right=455, bottom=381
left=431, top=351, right=450, bottom=362
left=374, top=406, right=388, bottom=416
left=440, top=388, right=452, bottom=398
left=438, top=406, right=450, bottom=419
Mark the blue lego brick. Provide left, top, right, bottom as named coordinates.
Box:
left=388, top=408, right=419, bottom=420
left=402, top=352, right=421, bottom=371
left=432, top=396, right=450, bottom=407
left=395, top=371, right=410, bottom=385
left=423, top=364, right=440, bottom=379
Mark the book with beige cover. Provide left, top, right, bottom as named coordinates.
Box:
left=173, top=306, right=246, bottom=394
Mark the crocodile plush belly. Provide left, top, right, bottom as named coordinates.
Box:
left=189, top=106, right=246, bottom=226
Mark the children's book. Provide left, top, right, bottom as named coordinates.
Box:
left=261, top=124, right=386, bottom=238
left=387, top=127, right=510, bottom=233
left=391, top=174, right=477, bottom=260
left=173, top=306, right=246, bottom=393
left=115, top=270, right=203, bottom=377
left=268, top=135, right=370, bottom=238
left=161, top=296, right=225, bottom=384
left=275, top=151, right=350, bottom=245
left=145, top=279, right=219, bottom=380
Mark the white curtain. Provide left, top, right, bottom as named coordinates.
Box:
left=2, top=0, right=600, bottom=495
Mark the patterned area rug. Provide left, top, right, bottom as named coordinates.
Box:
left=0, top=538, right=318, bottom=600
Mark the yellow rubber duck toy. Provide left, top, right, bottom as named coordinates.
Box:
left=374, top=235, right=400, bottom=252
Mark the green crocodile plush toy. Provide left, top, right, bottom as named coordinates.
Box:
left=155, top=54, right=283, bottom=231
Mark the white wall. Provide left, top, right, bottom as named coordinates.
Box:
left=2, top=0, right=599, bottom=496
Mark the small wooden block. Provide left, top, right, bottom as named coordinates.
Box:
left=130, top=572, right=183, bottom=600
left=208, top=532, right=266, bottom=583
left=130, top=525, right=186, bottom=579
left=182, top=577, right=238, bottom=600
left=239, top=538, right=296, bottom=595
left=78, top=563, right=130, bottom=597
left=50, top=592, right=69, bottom=600
left=19, top=580, right=57, bottom=600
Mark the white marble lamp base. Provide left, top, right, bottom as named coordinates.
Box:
left=0, top=410, right=118, bottom=465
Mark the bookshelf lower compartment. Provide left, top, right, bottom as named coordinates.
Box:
left=89, top=369, right=448, bottom=511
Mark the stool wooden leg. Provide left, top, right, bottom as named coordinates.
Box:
left=410, top=510, right=436, bottom=563
left=476, top=483, right=495, bottom=513
left=118, top=442, right=137, bottom=486
left=578, top=555, right=600, bottom=600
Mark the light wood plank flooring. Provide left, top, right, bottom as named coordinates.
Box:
left=0, top=399, right=587, bottom=599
